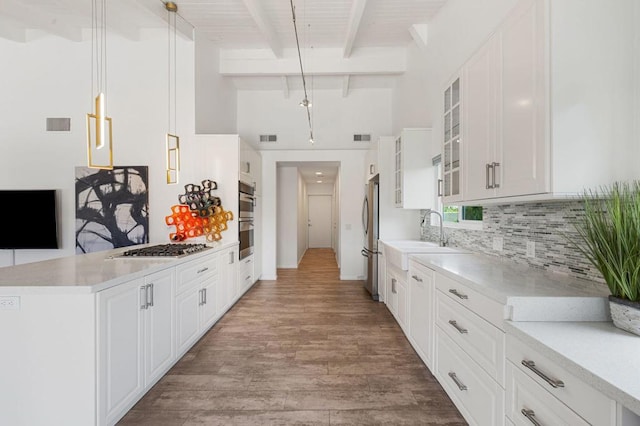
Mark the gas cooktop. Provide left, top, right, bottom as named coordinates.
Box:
left=119, top=243, right=210, bottom=258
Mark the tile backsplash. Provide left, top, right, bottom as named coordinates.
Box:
left=420, top=201, right=605, bottom=284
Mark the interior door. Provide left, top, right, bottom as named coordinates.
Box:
left=308, top=195, right=332, bottom=248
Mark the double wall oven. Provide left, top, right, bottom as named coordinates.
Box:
left=238, top=181, right=255, bottom=260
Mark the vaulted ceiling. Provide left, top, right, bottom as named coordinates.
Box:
left=0, top=0, right=448, bottom=91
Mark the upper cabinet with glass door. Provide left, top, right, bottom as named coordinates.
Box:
left=442, top=77, right=462, bottom=203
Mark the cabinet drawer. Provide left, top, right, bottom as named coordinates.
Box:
left=506, top=334, right=615, bottom=426
left=435, top=272, right=506, bottom=329
left=176, top=255, right=217, bottom=294
left=435, top=327, right=504, bottom=426
left=436, top=290, right=505, bottom=386
left=506, top=361, right=590, bottom=426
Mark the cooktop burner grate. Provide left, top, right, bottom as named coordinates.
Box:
left=120, top=243, right=209, bottom=258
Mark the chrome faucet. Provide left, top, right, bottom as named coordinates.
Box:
left=423, top=209, right=446, bottom=247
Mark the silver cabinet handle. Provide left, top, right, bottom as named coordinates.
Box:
left=391, top=278, right=397, bottom=294
left=521, top=408, right=542, bottom=426
left=411, top=275, right=423, bottom=282
left=448, top=320, right=468, bottom=334
left=486, top=163, right=493, bottom=189
left=246, top=275, right=251, bottom=280
left=448, top=288, right=468, bottom=300
left=492, top=162, right=500, bottom=189
left=521, top=360, right=564, bottom=388
left=146, top=283, right=154, bottom=308
left=437, top=179, right=443, bottom=197
left=140, top=286, right=147, bottom=310
left=202, top=288, right=207, bottom=305
left=198, top=289, right=203, bottom=306
left=197, top=267, right=209, bottom=274
left=448, top=372, right=467, bottom=391
left=229, top=251, right=235, bottom=264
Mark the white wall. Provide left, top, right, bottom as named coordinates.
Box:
left=392, top=0, right=519, bottom=134
left=333, top=172, right=341, bottom=263
left=307, top=183, right=335, bottom=195
left=297, top=172, right=308, bottom=264
left=276, top=166, right=299, bottom=268
left=194, top=33, right=237, bottom=134
left=261, top=150, right=366, bottom=280
left=0, top=30, right=195, bottom=266
left=238, top=89, right=392, bottom=150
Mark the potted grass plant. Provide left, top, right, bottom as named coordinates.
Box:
left=571, top=181, right=640, bottom=336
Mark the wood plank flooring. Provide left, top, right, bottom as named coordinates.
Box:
left=119, top=248, right=467, bottom=425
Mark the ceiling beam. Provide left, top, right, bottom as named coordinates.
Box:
left=281, top=76, right=290, bottom=99
left=343, top=0, right=368, bottom=58
left=0, top=0, right=83, bottom=41
left=220, top=47, right=406, bottom=76
left=132, top=0, right=194, bottom=40
left=241, top=0, right=282, bottom=58
left=342, top=75, right=350, bottom=97
left=409, top=24, right=428, bottom=50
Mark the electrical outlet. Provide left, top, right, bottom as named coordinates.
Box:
left=526, top=241, right=536, bottom=258
left=0, top=296, right=20, bottom=310
left=492, top=236, right=503, bottom=252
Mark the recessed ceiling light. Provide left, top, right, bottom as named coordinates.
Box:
left=315, top=172, right=323, bottom=176
left=316, top=180, right=323, bottom=184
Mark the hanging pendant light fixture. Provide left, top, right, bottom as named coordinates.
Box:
left=86, top=0, right=113, bottom=169
left=165, top=1, right=180, bottom=184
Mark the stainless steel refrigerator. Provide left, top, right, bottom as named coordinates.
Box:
left=361, top=174, right=380, bottom=300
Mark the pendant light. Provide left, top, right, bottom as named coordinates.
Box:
left=86, top=0, right=113, bottom=169
left=165, top=1, right=180, bottom=184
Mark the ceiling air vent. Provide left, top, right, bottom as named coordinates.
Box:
left=46, top=117, right=71, bottom=132
left=259, top=134, right=277, bottom=143
left=353, top=134, right=371, bottom=142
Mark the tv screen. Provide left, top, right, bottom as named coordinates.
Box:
left=0, top=190, right=59, bottom=249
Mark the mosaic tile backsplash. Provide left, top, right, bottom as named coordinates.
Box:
left=420, top=201, right=606, bottom=284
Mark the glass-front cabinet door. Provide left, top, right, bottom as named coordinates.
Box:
left=442, top=76, right=462, bottom=202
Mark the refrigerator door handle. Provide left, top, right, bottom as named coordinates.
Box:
left=361, top=248, right=371, bottom=258
left=362, top=194, right=369, bottom=235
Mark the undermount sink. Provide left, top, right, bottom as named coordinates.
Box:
left=381, top=239, right=469, bottom=270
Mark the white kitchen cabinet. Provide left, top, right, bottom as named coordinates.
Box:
left=175, top=252, right=219, bottom=357
left=238, top=254, right=255, bottom=295
left=408, top=260, right=435, bottom=371
left=463, top=0, right=546, bottom=201
left=394, top=128, right=435, bottom=209
left=436, top=328, right=505, bottom=426
left=452, top=0, right=637, bottom=204
left=506, top=334, right=616, bottom=426
left=217, top=245, right=238, bottom=314
left=240, top=138, right=261, bottom=194
left=442, top=76, right=463, bottom=203
left=385, top=264, right=408, bottom=333
left=98, top=268, right=175, bottom=426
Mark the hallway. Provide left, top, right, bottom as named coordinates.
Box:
left=119, top=248, right=466, bottom=425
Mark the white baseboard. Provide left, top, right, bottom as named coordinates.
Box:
left=260, top=274, right=278, bottom=280
left=340, top=274, right=364, bottom=280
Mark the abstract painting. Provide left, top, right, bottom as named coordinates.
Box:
left=75, top=166, right=149, bottom=254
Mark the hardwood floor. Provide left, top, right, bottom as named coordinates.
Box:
left=119, top=248, right=467, bottom=425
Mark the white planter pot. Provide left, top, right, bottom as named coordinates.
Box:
left=609, top=296, right=640, bottom=337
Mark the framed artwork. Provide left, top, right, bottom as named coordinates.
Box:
left=75, top=166, right=149, bottom=254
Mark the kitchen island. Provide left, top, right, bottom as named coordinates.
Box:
left=0, top=241, right=240, bottom=426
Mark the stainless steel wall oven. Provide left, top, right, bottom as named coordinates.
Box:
left=238, top=181, right=255, bottom=260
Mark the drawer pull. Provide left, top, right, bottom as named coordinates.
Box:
left=449, top=288, right=468, bottom=300
left=197, top=267, right=209, bottom=274
left=448, top=320, right=468, bottom=334
left=411, top=275, right=423, bottom=282
left=521, top=360, right=565, bottom=388
left=448, top=372, right=467, bottom=391
left=521, top=408, right=542, bottom=426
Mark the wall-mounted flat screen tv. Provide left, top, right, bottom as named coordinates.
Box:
left=0, top=190, right=59, bottom=249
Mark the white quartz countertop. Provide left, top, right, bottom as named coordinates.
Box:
left=505, top=321, right=640, bottom=417
left=0, top=241, right=238, bottom=294
left=409, top=252, right=610, bottom=321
